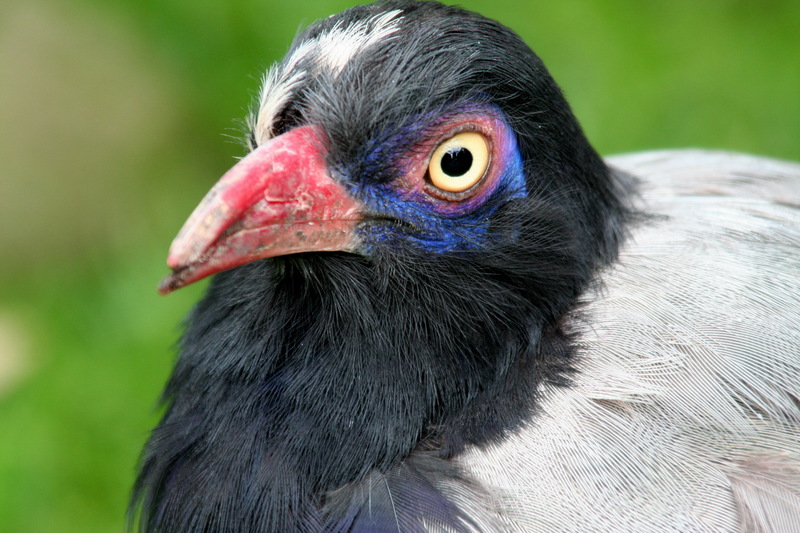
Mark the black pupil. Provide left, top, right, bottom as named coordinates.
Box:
left=440, top=147, right=473, bottom=177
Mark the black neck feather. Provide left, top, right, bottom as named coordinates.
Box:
left=132, top=177, right=631, bottom=531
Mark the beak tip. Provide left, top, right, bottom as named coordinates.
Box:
left=159, top=259, right=210, bottom=295
left=157, top=274, right=179, bottom=295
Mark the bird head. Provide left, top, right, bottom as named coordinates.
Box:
left=159, top=1, right=627, bottom=300
left=135, top=3, right=637, bottom=530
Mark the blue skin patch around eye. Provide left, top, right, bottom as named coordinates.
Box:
left=351, top=106, right=527, bottom=254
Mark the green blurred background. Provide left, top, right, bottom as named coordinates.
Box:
left=0, top=0, right=797, bottom=530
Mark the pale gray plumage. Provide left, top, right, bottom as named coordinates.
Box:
left=456, top=150, right=800, bottom=532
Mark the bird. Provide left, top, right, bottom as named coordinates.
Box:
left=130, top=1, right=800, bottom=531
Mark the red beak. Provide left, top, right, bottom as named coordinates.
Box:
left=159, top=125, right=363, bottom=294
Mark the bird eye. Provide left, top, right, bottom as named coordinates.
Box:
left=427, top=132, right=490, bottom=193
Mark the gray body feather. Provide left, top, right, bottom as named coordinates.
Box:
left=453, top=150, right=800, bottom=532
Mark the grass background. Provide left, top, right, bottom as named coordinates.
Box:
left=0, top=0, right=798, bottom=531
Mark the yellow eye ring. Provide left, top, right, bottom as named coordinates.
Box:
left=427, top=132, right=490, bottom=193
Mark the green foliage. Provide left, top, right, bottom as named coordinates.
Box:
left=0, top=0, right=797, bottom=531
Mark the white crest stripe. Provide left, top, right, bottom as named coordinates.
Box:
left=252, top=10, right=404, bottom=146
